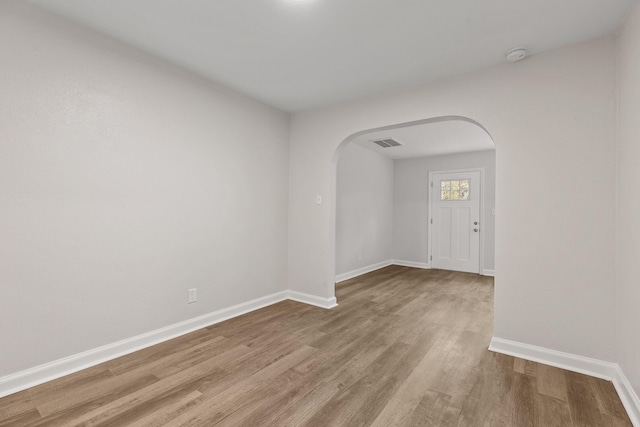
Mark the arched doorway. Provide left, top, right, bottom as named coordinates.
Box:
left=329, top=116, right=496, bottom=303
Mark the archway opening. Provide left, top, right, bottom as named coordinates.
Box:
left=329, top=116, right=496, bottom=303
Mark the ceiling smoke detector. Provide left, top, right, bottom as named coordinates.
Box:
left=506, top=47, right=528, bottom=62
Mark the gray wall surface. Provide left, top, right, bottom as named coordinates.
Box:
left=336, top=143, right=394, bottom=276
left=0, top=1, right=290, bottom=377
left=393, top=150, right=495, bottom=271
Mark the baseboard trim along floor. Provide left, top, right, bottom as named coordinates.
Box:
left=287, top=290, right=338, bottom=309
left=336, top=261, right=496, bottom=282
left=390, top=259, right=431, bottom=270
left=335, top=259, right=432, bottom=283
left=490, top=337, right=640, bottom=426
left=335, top=260, right=393, bottom=283
left=0, top=289, right=336, bottom=399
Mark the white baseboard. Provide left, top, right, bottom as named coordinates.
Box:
left=287, top=290, right=338, bottom=309
left=489, top=337, right=617, bottom=379
left=335, top=260, right=392, bottom=283
left=482, top=269, right=495, bottom=277
left=391, top=259, right=431, bottom=269
left=613, top=365, right=640, bottom=427
left=0, top=289, right=337, bottom=399
left=335, top=260, right=433, bottom=283
left=490, top=337, right=640, bottom=426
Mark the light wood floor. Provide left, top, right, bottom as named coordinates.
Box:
left=0, top=266, right=632, bottom=426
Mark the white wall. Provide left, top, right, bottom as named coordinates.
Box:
left=289, top=37, right=617, bottom=361
left=0, top=1, right=290, bottom=377
left=335, top=144, right=393, bottom=276
left=616, top=1, right=640, bottom=397
left=393, top=150, right=495, bottom=272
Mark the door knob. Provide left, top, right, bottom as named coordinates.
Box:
left=474, top=221, right=478, bottom=225
left=474, top=228, right=479, bottom=232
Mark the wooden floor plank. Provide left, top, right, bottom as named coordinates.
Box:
left=536, top=362, right=569, bottom=402
left=565, top=371, right=607, bottom=426
left=33, top=375, right=159, bottom=426
left=0, top=266, right=631, bottom=426
left=302, top=342, right=412, bottom=427
left=128, top=390, right=204, bottom=427
left=508, top=372, right=536, bottom=427
left=0, top=409, right=42, bottom=427
left=68, top=368, right=227, bottom=426
left=589, top=376, right=631, bottom=423
left=410, top=392, right=459, bottom=427
left=535, top=394, right=573, bottom=427
left=164, top=346, right=316, bottom=426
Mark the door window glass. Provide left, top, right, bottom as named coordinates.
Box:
left=441, top=179, right=470, bottom=200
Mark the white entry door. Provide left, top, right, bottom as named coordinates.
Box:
left=430, top=171, right=481, bottom=273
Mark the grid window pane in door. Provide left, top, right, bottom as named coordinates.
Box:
left=440, top=179, right=470, bottom=201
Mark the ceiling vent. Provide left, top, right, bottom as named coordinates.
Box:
left=371, top=138, right=403, bottom=148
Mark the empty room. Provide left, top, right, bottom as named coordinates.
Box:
left=1, top=0, right=639, bottom=426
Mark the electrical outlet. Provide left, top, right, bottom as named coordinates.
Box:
left=188, top=288, right=197, bottom=304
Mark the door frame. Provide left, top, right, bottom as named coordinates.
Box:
left=428, top=167, right=486, bottom=275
